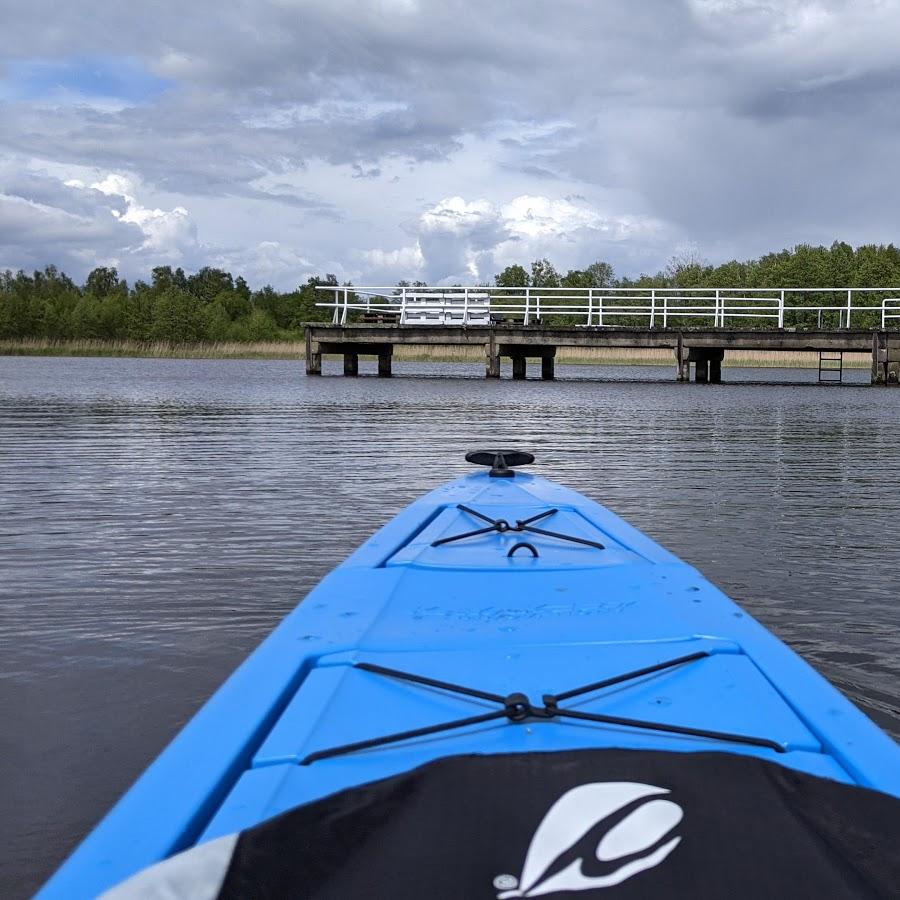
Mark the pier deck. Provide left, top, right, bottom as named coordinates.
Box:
left=304, top=324, right=900, bottom=385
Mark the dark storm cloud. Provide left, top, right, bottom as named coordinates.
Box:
left=2, top=0, right=900, bottom=283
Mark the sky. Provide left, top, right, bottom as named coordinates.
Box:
left=1, top=0, right=900, bottom=289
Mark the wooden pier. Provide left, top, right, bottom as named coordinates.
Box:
left=304, top=324, right=900, bottom=385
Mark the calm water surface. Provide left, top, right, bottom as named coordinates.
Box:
left=1, top=355, right=899, bottom=896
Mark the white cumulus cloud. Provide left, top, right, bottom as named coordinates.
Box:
left=83, top=173, right=197, bottom=258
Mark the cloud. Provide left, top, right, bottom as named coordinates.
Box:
left=0, top=165, right=142, bottom=273
left=83, top=173, right=197, bottom=258
left=358, top=243, right=425, bottom=281
left=0, top=163, right=323, bottom=287
left=356, top=194, right=666, bottom=284
left=207, top=241, right=318, bottom=287
left=3, top=1, right=900, bottom=285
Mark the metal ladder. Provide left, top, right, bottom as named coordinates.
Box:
left=818, top=350, right=843, bottom=383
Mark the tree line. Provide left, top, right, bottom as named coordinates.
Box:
left=0, top=266, right=345, bottom=342
left=3, top=241, right=900, bottom=342
left=494, top=242, right=900, bottom=290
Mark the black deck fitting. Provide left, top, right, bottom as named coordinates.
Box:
left=465, top=449, right=535, bottom=477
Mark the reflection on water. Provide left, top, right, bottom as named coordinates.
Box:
left=1, top=355, right=898, bottom=895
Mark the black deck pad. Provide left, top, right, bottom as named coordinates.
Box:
left=218, top=749, right=900, bottom=899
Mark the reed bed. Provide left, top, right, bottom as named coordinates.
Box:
left=0, top=338, right=871, bottom=368
left=0, top=338, right=308, bottom=359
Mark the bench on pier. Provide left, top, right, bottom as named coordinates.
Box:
left=361, top=311, right=401, bottom=324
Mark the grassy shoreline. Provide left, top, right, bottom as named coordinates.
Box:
left=0, top=338, right=872, bottom=369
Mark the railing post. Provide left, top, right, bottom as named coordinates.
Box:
left=599, top=293, right=604, bottom=327
left=663, top=294, right=668, bottom=329
left=524, top=287, right=530, bottom=326
left=715, top=289, right=721, bottom=327
left=463, top=287, right=469, bottom=326
left=846, top=289, right=852, bottom=329
left=400, top=286, right=407, bottom=325
left=341, top=287, right=348, bottom=325
left=331, top=288, right=339, bottom=324
left=588, top=288, right=593, bottom=326
left=779, top=290, right=785, bottom=328
left=650, top=289, right=656, bottom=329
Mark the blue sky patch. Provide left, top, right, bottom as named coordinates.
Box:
left=2, top=56, right=171, bottom=106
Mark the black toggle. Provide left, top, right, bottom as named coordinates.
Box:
left=299, top=651, right=786, bottom=765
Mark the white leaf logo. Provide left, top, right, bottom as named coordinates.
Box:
left=497, top=782, right=683, bottom=898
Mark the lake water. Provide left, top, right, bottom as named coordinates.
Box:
left=1, top=355, right=898, bottom=896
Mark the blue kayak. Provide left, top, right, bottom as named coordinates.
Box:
left=40, top=452, right=900, bottom=899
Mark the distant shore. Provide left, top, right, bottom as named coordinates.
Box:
left=0, top=338, right=872, bottom=369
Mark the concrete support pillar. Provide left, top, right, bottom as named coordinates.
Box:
left=541, top=354, right=555, bottom=380
left=695, top=359, right=709, bottom=383
left=305, top=330, right=322, bottom=375
left=872, top=332, right=884, bottom=385
left=377, top=351, right=392, bottom=377
left=675, top=333, right=688, bottom=382
left=485, top=338, right=500, bottom=378
left=688, top=347, right=724, bottom=384
left=343, top=353, right=359, bottom=376
left=512, top=356, right=527, bottom=380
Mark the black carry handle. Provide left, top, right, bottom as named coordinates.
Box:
left=465, top=449, right=535, bottom=478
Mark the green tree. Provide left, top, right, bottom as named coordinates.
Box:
left=125, top=282, right=155, bottom=340
left=494, top=264, right=529, bottom=287
left=84, top=266, right=120, bottom=299
left=530, top=258, right=561, bottom=288
left=151, top=287, right=202, bottom=342
left=201, top=302, right=232, bottom=341
left=151, top=266, right=188, bottom=293
left=561, top=269, right=592, bottom=288
left=586, top=261, right=615, bottom=288
left=187, top=267, right=234, bottom=303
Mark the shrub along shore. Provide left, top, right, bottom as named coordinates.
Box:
left=0, top=338, right=871, bottom=369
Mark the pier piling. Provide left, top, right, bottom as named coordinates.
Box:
left=688, top=347, right=724, bottom=384
left=486, top=338, right=500, bottom=378
left=541, top=354, right=555, bottom=381
left=305, top=332, right=322, bottom=375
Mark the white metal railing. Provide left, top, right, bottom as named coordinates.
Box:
left=883, top=298, right=900, bottom=327
left=315, top=286, right=900, bottom=329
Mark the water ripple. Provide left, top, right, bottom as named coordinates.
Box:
left=1, top=355, right=899, bottom=895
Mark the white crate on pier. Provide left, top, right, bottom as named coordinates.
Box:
left=401, top=292, right=491, bottom=325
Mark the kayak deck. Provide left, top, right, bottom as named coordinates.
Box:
left=40, top=469, right=900, bottom=898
